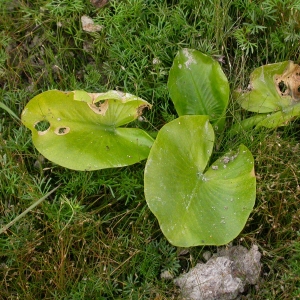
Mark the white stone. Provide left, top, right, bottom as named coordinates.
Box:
left=174, top=245, right=261, bottom=300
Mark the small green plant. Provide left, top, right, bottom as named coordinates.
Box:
left=231, top=60, right=300, bottom=132
left=20, top=48, right=258, bottom=247
left=145, top=49, right=256, bottom=246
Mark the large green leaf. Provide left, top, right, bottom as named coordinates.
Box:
left=144, top=115, right=256, bottom=247
left=236, top=61, right=300, bottom=128
left=21, top=90, right=154, bottom=170
left=167, top=48, right=229, bottom=129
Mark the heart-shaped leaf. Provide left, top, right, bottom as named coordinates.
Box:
left=144, top=115, right=256, bottom=247
left=167, top=49, right=229, bottom=130
left=21, top=90, right=154, bottom=170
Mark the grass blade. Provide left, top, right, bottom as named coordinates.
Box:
left=0, top=102, right=21, bottom=122
left=0, top=185, right=60, bottom=234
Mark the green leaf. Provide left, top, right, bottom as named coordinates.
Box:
left=144, top=115, right=256, bottom=247
left=236, top=61, right=300, bottom=128
left=256, top=102, right=300, bottom=128
left=237, top=61, right=293, bottom=113
left=167, top=48, right=229, bottom=129
left=21, top=90, right=154, bottom=170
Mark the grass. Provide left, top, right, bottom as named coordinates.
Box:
left=1, top=0, right=300, bottom=299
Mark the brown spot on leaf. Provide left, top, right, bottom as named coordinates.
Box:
left=250, top=167, right=256, bottom=178
left=88, top=100, right=109, bottom=115
left=54, top=127, right=70, bottom=135
left=87, top=93, right=102, bottom=102
left=274, top=62, right=300, bottom=101
left=137, top=104, right=151, bottom=117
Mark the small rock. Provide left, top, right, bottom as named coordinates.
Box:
left=81, top=15, right=103, bottom=32
left=174, top=245, right=261, bottom=300
left=174, top=257, right=243, bottom=300
left=203, top=251, right=212, bottom=262
left=216, top=245, right=261, bottom=285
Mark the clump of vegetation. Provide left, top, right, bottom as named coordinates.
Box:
left=1, top=0, right=300, bottom=299
left=20, top=48, right=257, bottom=248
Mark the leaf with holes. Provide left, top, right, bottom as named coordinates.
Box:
left=167, top=48, right=229, bottom=130
left=237, top=61, right=300, bottom=128
left=144, top=115, right=256, bottom=247
left=21, top=90, right=154, bottom=170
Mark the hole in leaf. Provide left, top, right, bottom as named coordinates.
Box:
left=94, top=100, right=106, bottom=108
left=58, top=128, right=67, bottom=134
left=278, top=81, right=288, bottom=93
left=55, top=127, right=70, bottom=135
left=88, top=101, right=108, bottom=115
left=35, top=120, right=50, bottom=132
left=137, top=104, right=150, bottom=116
